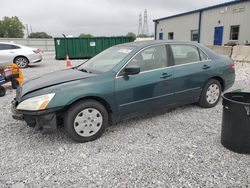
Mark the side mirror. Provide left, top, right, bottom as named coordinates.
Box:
left=124, top=65, right=140, bottom=75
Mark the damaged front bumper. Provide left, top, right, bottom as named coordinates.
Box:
left=11, top=99, right=60, bottom=133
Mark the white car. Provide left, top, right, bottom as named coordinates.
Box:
left=0, top=42, right=42, bottom=68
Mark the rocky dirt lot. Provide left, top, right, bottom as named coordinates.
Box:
left=0, top=53, right=249, bottom=188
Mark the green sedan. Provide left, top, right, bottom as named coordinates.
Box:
left=12, top=41, right=235, bottom=142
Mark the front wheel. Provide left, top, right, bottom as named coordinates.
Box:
left=64, top=100, right=109, bottom=143
left=199, top=79, right=222, bottom=108
left=14, top=56, right=29, bottom=68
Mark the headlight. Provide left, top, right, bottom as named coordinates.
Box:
left=17, top=93, right=55, bottom=111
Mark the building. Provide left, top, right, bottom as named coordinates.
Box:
left=153, top=0, right=250, bottom=46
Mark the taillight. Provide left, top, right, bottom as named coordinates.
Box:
left=33, top=49, right=41, bottom=54
left=229, top=62, right=235, bottom=69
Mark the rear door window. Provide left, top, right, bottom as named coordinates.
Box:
left=171, top=44, right=200, bottom=65
left=11, top=45, right=20, bottom=49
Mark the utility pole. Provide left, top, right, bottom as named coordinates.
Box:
left=30, top=25, right=33, bottom=34
left=26, top=24, right=30, bottom=46
left=26, top=24, right=29, bottom=38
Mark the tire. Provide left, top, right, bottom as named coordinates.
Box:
left=64, top=100, right=109, bottom=143
left=0, top=86, right=6, bottom=97
left=11, top=79, right=19, bottom=89
left=199, top=79, right=222, bottom=108
left=14, top=56, right=29, bottom=68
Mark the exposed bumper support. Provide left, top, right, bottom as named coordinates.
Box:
left=12, top=100, right=58, bottom=133
left=34, top=113, right=57, bottom=133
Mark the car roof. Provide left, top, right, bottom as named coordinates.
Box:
left=118, top=40, right=199, bottom=47
left=115, top=40, right=221, bottom=60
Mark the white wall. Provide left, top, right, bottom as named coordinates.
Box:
left=200, top=1, right=250, bottom=45
left=135, top=37, right=154, bottom=41
left=0, top=38, right=55, bottom=51
left=156, top=12, right=199, bottom=41
left=155, top=1, right=250, bottom=45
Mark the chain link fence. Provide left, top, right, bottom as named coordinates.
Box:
left=0, top=38, right=54, bottom=51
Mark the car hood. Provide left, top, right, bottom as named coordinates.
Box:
left=18, top=68, right=95, bottom=99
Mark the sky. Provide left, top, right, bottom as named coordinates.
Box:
left=0, top=0, right=231, bottom=37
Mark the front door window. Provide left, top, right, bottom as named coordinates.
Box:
left=127, top=45, right=168, bottom=72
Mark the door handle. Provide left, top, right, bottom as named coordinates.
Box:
left=10, top=51, right=15, bottom=53
left=160, top=73, right=172, bottom=79
left=202, top=64, right=211, bottom=70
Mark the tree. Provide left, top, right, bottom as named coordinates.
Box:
left=79, top=33, right=94, bottom=38
left=126, top=32, right=136, bottom=40
left=0, top=21, right=3, bottom=37
left=29, top=32, right=52, bottom=38
left=0, top=16, right=25, bottom=38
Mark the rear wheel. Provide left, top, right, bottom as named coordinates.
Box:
left=199, top=79, right=222, bottom=108
left=0, top=86, right=6, bottom=97
left=14, top=56, right=29, bottom=68
left=64, top=100, right=109, bottom=143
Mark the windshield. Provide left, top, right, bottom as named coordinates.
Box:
left=77, top=46, right=134, bottom=73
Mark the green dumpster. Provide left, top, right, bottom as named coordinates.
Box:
left=54, top=36, right=134, bottom=60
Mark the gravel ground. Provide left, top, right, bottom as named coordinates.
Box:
left=0, top=53, right=249, bottom=188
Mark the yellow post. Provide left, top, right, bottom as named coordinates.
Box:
left=12, top=64, right=23, bottom=85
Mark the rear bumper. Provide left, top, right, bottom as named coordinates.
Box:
left=28, top=53, right=42, bottom=64
left=30, top=57, right=42, bottom=64
left=11, top=100, right=59, bottom=133
left=224, top=72, right=235, bottom=91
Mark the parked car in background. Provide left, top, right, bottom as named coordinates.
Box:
left=12, top=41, right=235, bottom=142
left=0, top=42, right=42, bottom=68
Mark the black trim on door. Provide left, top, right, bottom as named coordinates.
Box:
left=166, top=44, right=175, bottom=66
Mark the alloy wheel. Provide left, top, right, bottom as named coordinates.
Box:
left=15, top=57, right=28, bottom=68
